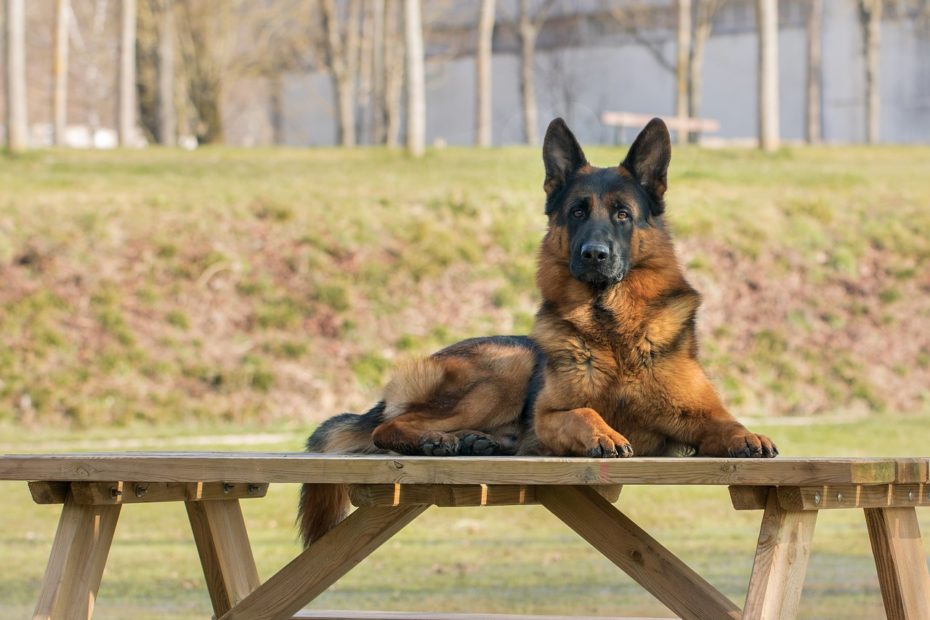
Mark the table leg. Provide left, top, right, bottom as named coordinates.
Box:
left=186, top=499, right=261, bottom=616
left=33, top=496, right=121, bottom=620
left=864, top=506, right=930, bottom=619
left=220, top=503, right=428, bottom=620
left=538, top=485, right=741, bottom=620
left=742, top=489, right=818, bottom=620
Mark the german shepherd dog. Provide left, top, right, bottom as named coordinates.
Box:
left=298, top=118, right=777, bottom=545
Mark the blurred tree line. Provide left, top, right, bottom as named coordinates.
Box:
left=3, top=0, right=929, bottom=156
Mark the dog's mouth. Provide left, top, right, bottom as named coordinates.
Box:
left=570, top=262, right=627, bottom=286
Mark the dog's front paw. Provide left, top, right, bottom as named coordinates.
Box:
left=585, top=432, right=634, bottom=458
left=456, top=431, right=501, bottom=456
left=700, top=427, right=778, bottom=458
left=419, top=431, right=460, bottom=456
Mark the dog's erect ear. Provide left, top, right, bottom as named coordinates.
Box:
left=621, top=118, right=671, bottom=215
left=543, top=118, right=588, bottom=196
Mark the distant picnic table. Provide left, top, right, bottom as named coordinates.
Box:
left=601, top=111, right=721, bottom=143
left=2, top=453, right=928, bottom=620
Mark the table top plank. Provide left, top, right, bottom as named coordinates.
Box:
left=0, top=453, right=916, bottom=486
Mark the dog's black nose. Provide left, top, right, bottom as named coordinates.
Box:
left=581, top=242, right=610, bottom=264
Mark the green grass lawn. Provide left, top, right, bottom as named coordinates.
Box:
left=1, top=416, right=928, bottom=619
left=2, top=146, right=929, bottom=428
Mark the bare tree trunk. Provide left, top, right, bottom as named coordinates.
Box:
left=404, top=0, right=425, bottom=157
left=688, top=0, right=727, bottom=143
left=475, top=0, right=495, bottom=147
left=384, top=0, right=404, bottom=148
left=158, top=0, right=177, bottom=146
left=756, top=0, right=779, bottom=151
left=859, top=0, right=881, bottom=144
left=269, top=72, right=285, bottom=145
left=517, top=0, right=538, bottom=146
left=320, top=0, right=360, bottom=147
left=805, top=0, right=822, bottom=144
left=675, top=0, right=691, bottom=144
left=4, top=0, right=28, bottom=153
left=118, top=0, right=137, bottom=146
left=358, top=2, right=373, bottom=144
left=371, top=0, right=386, bottom=144
left=52, top=0, right=70, bottom=146
left=84, top=0, right=110, bottom=135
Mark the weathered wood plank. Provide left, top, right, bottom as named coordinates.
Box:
left=293, top=613, right=669, bottom=620
left=186, top=499, right=261, bottom=616
left=350, top=484, right=622, bottom=507
left=0, top=454, right=898, bottom=486
left=30, top=481, right=268, bottom=505
left=894, top=458, right=929, bottom=484
left=29, top=481, right=69, bottom=505
left=864, top=507, right=930, bottom=619
left=76, top=481, right=267, bottom=505
left=742, top=490, right=818, bottom=620
left=777, top=484, right=928, bottom=511
left=538, top=485, right=740, bottom=620
left=33, top=497, right=121, bottom=620
left=221, top=504, right=428, bottom=620
left=728, top=486, right=771, bottom=511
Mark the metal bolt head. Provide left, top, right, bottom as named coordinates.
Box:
left=813, top=492, right=822, bottom=505
left=223, top=483, right=234, bottom=494
left=836, top=492, right=844, bottom=504
left=134, top=484, right=147, bottom=498
left=110, top=486, right=122, bottom=499
left=908, top=490, right=915, bottom=501
left=247, top=484, right=260, bottom=495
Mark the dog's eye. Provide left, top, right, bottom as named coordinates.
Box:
left=616, top=209, right=630, bottom=221
left=571, top=208, right=585, bottom=219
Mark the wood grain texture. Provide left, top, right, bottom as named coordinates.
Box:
left=221, top=504, right=428, bottom=620
left=777, top=484, right=928, bottom=511
left=294, top=612, right=667, bottom=620
left=29, top=481, right=69, bottom=505
left=729, top=486, right=772, bottom=511
left=31, top=481, right=268, bottom=505
left=538, top=485, right=741, bottom=620
left=894, top=458, right=929, bottom=484
left=742, top=490, right=818, bottom=620
left=186, top=499, right=261, bottom=616
left=349, top=484, right=621, bottom=507
left=864, top=507, right=930, bottom=619
left=33, top=497, right=121, bottom=620
left=0, top=454, right=899, bottom=486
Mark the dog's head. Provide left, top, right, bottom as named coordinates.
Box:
left=542, top=117, right=671, bottom=287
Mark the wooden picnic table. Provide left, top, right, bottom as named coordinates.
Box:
left=2, top=453, right=928, bottom=620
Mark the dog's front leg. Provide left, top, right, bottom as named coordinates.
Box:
left=534, top=405, right=634, bottom=458
left=651, top=359, right=778, bottom=458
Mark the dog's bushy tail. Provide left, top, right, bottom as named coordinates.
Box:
left=297, top=402, right=386, bottom=547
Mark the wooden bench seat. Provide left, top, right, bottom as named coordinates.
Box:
left=2, top=454, right=927, bottom=620
left=600, top=111, right=721, bottom=143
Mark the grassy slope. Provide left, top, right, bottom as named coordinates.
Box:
left=1, top=145, right=929, bottom=428
left=0, top=417, right=928, bottom=619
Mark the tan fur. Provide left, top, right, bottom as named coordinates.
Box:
left=530, top=189, right=774, bottom=458
left=382, top=357, right=448, bottom=419
left=370, top=343, right=536, bottom=456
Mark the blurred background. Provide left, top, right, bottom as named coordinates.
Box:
left=2, top=0, right=929, bottom=428
left=1, top=2, right=930, bottom=617
left=3, top=0, right=930, bottom=149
